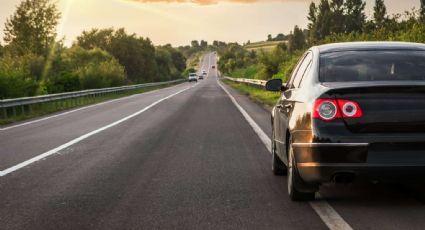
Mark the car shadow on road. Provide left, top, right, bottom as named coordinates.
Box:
left=318, top=181, right=425, bottom=205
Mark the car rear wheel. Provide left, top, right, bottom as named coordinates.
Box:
left=272, top=129, right=287, bottom=176
left=288, top=141, right=316, bottom=201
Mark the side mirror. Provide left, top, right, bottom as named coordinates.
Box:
left=265, top=79, right=284, bottom=92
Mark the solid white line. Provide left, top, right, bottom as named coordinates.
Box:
left=0, top=83, right=184, bottom=131
left=310, top=194, right=354, bottom=230
left=216, top=79, right=353, bottom=230
left=217, top=79, right=271, bottom=152
left=0, top=85, right=194, bottom=177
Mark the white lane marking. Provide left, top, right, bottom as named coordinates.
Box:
left=217, top=79, right=271, bottom=151
left=0, top=83, right=185, bottom=131
left=310, top=194, right=353, bottom=230
left=0, top=85, right=194, bottom=177
left=216, top=79, right=353, bottom=230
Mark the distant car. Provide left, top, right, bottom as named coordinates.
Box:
left=198, top=74, right=204, bottom=80
left=188, top=73, right=198, bottom=82
left=212, top=66, right=216, bottom=69
left=266, top=42, right=425, bottom=201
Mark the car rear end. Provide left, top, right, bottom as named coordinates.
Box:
left=294, top=46, right=425, bottom=184
left=188, top=73, right=198, bottom=82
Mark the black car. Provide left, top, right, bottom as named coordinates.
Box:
left=266, top=42, right=425, bottom=201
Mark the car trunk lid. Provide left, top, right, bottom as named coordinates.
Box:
left=322, top=81, right=425, bottom=133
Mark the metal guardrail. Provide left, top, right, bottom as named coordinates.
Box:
left=0, top=79, right=185, bottom=119
left=224, top=76, right=267, bottom=87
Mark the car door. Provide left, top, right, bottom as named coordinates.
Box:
left=275, top=52, right=313, bottom=163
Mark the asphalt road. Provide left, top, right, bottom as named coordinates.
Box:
left=1, top=53, right=425, bottom=230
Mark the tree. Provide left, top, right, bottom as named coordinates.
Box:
left=200, top=40, right=208, bottom=48
left=373, top=0, right=387, bottom=28
left=275, top=33, right=286, bottom=41
left=155, top=48, right=173, bottom=81
left=330, top=0, right=345, bottom=34
left=307, top=2, right=318, bottom=43
left=316, top=0, right=332, bottom=40
left=344, top=0, right=366, bottom=33
left=3, top=0, right=60, bottom=56
left=267, top=34, right=273, bottom=41
left=191, top=40, right=199, bottom=48
left=288, top=26, right=306, bottom=53
left=420, top=0, right=425, bottom=23
left=76, top=28, right=158, bottom=83
left=162, top=44, right=186, bottom=74
left=74, top=28, right=114, bottom=49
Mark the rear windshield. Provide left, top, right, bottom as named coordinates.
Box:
left=319, top=51, right=425, bottom=82
left=189, top=74, right=197, bottom=77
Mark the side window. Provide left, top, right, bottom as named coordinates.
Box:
left=292, top=52, right=313, bottom=88
left=287, top=54, right=306, bottom=88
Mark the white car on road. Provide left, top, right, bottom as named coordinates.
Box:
left=188, top=73, right=198, bottom=82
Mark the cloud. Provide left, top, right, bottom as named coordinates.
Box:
left=127, top=0, right=306, bottom=5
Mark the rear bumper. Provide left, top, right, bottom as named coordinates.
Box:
left=293, top=143, right=425, bottom=183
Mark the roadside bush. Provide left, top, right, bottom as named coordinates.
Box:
left=46, top=47, right=126, bottom=91
left=77, top=60, right=126, bottom=89
left=0, top=54, right=39, bottom=99
left=45, top=72, right=80, bottom=94
left=183, top=67, right=196, bottom=77
left=231, top=65, right=257, bottom=79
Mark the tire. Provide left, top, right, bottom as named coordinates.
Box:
left=287, top=140, right=316, bottom=201
left=272, top=129, right=287, bottom=176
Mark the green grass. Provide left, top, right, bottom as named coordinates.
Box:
left=230, top=65, right=258, bottom=79
left=0, top=82, right=182, bottom=126
left=223, top=79, right=280, bottom=107
left=245, top=41, right=287, bottom=52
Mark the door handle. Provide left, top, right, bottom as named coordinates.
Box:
left=277, top=104, right=292, bottom=111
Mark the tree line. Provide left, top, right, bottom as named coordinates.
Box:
left=0, top=0, right=189, bottom=99
left=219, top=0, right=425, bottom=81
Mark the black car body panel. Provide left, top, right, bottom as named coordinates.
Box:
left=270, top=42, right=425, bottom=187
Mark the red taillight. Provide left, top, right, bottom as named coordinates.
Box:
left=313, top=99, right=362, bottom=121
left=337, top=100, right=363, bottom=118
left=313, top=99, right=341, bottom=121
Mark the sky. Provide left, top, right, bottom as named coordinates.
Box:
left=0, top=0, right=421, bottom=47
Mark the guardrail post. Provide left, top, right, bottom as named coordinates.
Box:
left=12, top=106, right=17, bottom=117
left=2, top=108, right=7, bottom=119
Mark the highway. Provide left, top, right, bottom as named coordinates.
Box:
left=1, top=53, right=425, bottom=230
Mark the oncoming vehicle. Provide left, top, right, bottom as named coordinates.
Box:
left=188, top=73, right=198, bottom=82
left=266, top=42, right=425, bottom=201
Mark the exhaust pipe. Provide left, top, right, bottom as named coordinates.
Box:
left=332, top=172, right=356, bottom=184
